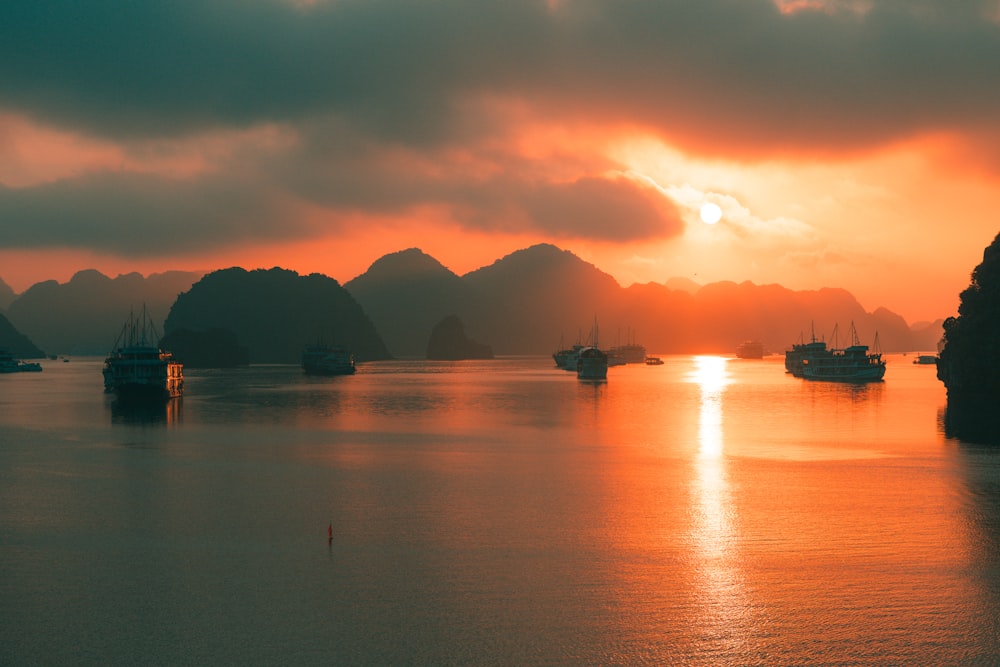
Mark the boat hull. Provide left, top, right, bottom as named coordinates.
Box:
left=576, top=347, right=608, bottom=381
left=302, top=345, right=356, bottom=376
left=800, top=365, right=886, bottom=382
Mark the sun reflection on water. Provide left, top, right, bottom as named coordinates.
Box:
left=687, top=355, right=754, bottom=652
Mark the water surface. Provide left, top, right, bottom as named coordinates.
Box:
left=2, top=355, right=999, bottom=665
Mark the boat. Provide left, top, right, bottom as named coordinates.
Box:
left=644, top=356, right=664, bottom=366
left=913, top=354, right=938, bottom=365
left=784, top=326, right=830, bottom=378
left=798, top=324, right=886, bottom=383
left=736, top=340, right=765, bottom=359
left=553, top=344, right=583, bottom=371
left=302, top=343, right=356, bottom=376
left=102, top=307, right=183, bottom=400
left=576, top=318, right=609, bottom=380
left=576, top=346, right=609, bottom=380
left=607, top=342, right=647, bottom=365
left=0, top=348, right=42, bottom=373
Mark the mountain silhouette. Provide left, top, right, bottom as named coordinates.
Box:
left=3, top=245, right=947, bottom=359
left=347, top=244, right=942, bottom=355
left=426, top=315, right=494, bottom=360
left=0, top=277, right=15, bottom=311
left=938, top=232, right=1000, bottom=442
left=344, top=248, right=473, bottom=357
left=159, top=328, right=251, bottom=368
left=6, top=270, right=202, bottom=355
left=461, top=244, right=623, bottom=352
left=0, top=313, right=45, bottom=358
left=164, top=267, right=390, bottom=363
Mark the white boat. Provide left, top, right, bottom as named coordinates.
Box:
left=103, top=307, right=183, bottom=400
left=302, top=344, right=356, bottom=376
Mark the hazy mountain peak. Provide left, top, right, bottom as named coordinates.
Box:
left=358, top=248, right=455, bottom=283
left=69, top=269, right=112, bottom=285
left=0, top=277, right=15, bottom=311
left=464, top=243, right=613, bottom=286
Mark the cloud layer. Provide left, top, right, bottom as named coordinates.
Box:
left=1, top=0, right=998, bottom=256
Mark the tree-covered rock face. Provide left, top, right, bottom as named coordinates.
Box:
left=164, top=267, right=391, bottom=364
left=938, top=232, right=1000, bottom=397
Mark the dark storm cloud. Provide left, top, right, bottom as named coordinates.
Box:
left=1, top=0, right=999, bottom=254
left=2, top=0, right=997, bottom=146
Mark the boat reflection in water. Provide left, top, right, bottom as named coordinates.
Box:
left=109, top=396, right=182, bottom=426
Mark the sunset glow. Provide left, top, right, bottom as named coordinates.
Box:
left=1, top=1, right=999, bottom=324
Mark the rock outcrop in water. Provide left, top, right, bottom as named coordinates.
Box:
left=938, top=232, right=1000, bottom=442
left=426, top=315, right=493, bottom=360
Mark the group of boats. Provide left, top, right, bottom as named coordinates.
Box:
left=98, top=309, right=357, bottom=403
left=551, top=323, right=661, bottom=381
left=4, top=307, right=898, bottom=397
left=553, top=320, right=888, bottom=384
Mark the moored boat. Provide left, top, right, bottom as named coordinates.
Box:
left=576, top=346, right=609, bottom=381
left=797, top=324, right=885, bottom=383
left=576, top=317, right=609, bottom=381
left=608, top=342, right=647, bottom=365
left=912, top=354, right=938, bottom=365
left=644, top=356, right=664, bottom=366
left=302, top=343, right=356, bottom=375
left=103, top=307, right=183, bottom=400
left=553, top=344, right=583, bottom=371
left=785, top=326, right=830, bottom=378
left=736, top=340, right=765, bottom=359
left=0, top=348, right=42, bottom=373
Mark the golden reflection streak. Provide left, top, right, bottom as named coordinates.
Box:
left=687, top=356, right=753, bottom=653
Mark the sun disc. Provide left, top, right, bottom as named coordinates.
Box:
left=700, top=203, right=722, bottom=225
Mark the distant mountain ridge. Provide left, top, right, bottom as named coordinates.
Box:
left=6, top=270, right=202, bottom=355
left=2, top=245, right=945, bottom=359
left=346, top=243, right=943, bottom=355
left=344, top=248, right=472, bottom=357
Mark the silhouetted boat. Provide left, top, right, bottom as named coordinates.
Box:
left=553, top=344, right=583, bottom=371
left=302, top=344, right=356, bottom=375
left=576, top=318, right=609, bottom=380
left=785, top=326, right=829, bottom=377
left=913, top=354, right=938, bottom=365
left=103, top=307, right=183, bottom=400
left=736, top=340, right=765, bottom=359
left=0, top=348, right=42, bottom=373
left=608, top=342, right=647, bottom=365
left=644, top=356, right=664, bottom=366
left=799, top=324, right=886, bottom=383
left=577, top=346, right=609, bottom=380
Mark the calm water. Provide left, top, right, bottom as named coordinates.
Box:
left=2, top=355, right=1000, bottom=665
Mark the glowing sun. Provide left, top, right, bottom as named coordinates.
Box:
left=700, top=202, right=722, bottom=224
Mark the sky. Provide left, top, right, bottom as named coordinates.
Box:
left=1, top=0, right=999, bottom=323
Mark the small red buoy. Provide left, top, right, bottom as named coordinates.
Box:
left=327, top=523, right=333, bottom=541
